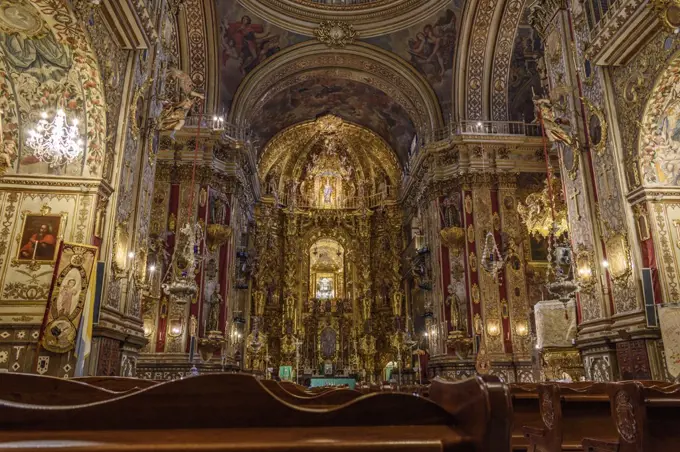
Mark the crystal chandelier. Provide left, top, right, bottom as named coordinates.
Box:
left=26, top=110, right=83, bottom=167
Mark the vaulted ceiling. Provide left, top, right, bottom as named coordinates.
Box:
left=186, top=0, right=543, bottom=168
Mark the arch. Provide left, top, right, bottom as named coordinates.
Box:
left=229, top=40, right=444, bottom=145
left=637, top=52, right=680, bottom=186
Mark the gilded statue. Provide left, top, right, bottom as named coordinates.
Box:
left=284, top=293, right=296, bottom=321
left=362, top=297, right=372, bottom=321
left=253, top=290, right=265, bottom=316
left=391, top=290, right=403, bottom=317
left=206, top=285, right=222, bottom=332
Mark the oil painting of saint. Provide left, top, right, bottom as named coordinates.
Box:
left=17, top=214, right=61, bottom=262
left=220, top=15, right=280, bottom=75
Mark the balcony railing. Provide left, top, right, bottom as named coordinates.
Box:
left=183, top=114, right=252, bottom=143
left=431, top=120, right=542, bottom=141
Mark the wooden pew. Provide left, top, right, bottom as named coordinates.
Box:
left=0, top=373, right=509, bottom=451
left=260, top=379, right=362, bottom=407
left=522, top=382, right=615, bottom=452
left=582, top=382, right=680, bottom=452
left=430, top=376, right=512, bottom=452
left=508, top=383, right=541, bottom=451
left=0, top=373, right=134, bottom=405
left=72, top=376, right=158, bottom=392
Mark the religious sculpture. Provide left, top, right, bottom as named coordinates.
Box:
left=206, top=285, right=222, bottom=333
left=391, top=290, right=403, bottom=317
left=253, top=290, right=265, bottom=317
left=284, top=293, right=296, bottom=322
left=362, top=297, right=372, bottom=321
left=533, top=96, right=577, bottom=149
left=158, top=67, right=204, bottom=133
left=447, top=285, right=465, bottom=333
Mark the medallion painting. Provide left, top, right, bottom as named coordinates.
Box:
left=215, top=0, right=306, bottom=110
left=40, top=242, right=98, bottom=354
left=250, top=77, right=416, bottom=163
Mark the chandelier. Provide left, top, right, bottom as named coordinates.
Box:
left=26, top=110, right=83, bottom=167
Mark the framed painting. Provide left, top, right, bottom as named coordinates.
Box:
left=13, top=205, right=67, bottom=267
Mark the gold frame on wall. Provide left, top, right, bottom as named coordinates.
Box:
left=11, top=205, right=67, bottom=271
left=605, top=234, right=632, bottom=282
left=582, top=97, right=608, bottom=156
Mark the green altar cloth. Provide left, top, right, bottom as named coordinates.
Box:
left=309, top=377, right=356, bottom=389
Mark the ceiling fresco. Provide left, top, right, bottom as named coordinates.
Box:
left=215, top=0, right=460, bottom=156
left=216, top=0, right=307, bottom=111
left=507, top=7, right=544, bottom=123
left=249, top=76, right=417, bottom=164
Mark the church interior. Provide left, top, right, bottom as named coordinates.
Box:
left=1, top=0, right=680, bottom=449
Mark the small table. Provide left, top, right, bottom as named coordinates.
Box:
left=309, top=376, right=356, bottom=389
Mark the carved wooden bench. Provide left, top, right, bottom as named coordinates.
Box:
left=0, top=373, right=135, bottom=405
left=0, top=373, right=508, bottom=452
left=72, top=376, right=159, bottom=392
left=522, top=382, right=614, bottom=452
left=582, top=382, right=680, bottom=452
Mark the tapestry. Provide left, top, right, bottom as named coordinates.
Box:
left=40, top=242, right=98, bottom=353
left=659, top=304, right=680, bottom=378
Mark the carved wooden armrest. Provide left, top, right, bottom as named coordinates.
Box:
left=582, top=437, right=619, bottom=452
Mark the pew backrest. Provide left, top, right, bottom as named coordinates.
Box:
left=0, top=373, right=131, bottom=405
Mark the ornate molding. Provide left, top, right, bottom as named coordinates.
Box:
left=237, top=0, right=451, bottom=38
left=314, top=21, right=356, bottom=48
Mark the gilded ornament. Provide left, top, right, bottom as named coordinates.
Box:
left=0, top=2, right=46, bottom=37
left=440, top=226, right=464, bottom=254
left=605, top=234, right=632, bottom=282
left=464, top=195, right=473, bottom=214
left=469, top=252, right=478, bottom=272
left=206, top=224, right=232, bottom=251
left=467, top=224, right=475, bottom=243
left=649, top=0, right=680, bottom=31
left=615, top=390, right=637, bottom=443
left=492, top=212, right=501, bottom=231
left=314, top=20, right=356, bottom=48
left=518, top=178, right=569, bottom=239
left=471, top=283, right=480, bottom=304
left=582, top=97, right=608, bottom=156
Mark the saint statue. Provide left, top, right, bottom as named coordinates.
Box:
left=533, top=96, right=577, bottom=149
left=391, top=290, right=403, bottom=317
left=284, top=293, right=295, bottom=322
left=253, top=290, right=265, bottom=316
left=362, top=297, right=372, bottom=321
left=449, top=291, right=465, bottom=332
left=323, top=181, right=333, bottom=204
left=206, top=285, right=222, bottom=332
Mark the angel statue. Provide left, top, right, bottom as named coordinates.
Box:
left=0, top=113, right=16, bottom=176
left=157, top=67, right=204, bottom=134
left=533, top=95, right=577, bottom=149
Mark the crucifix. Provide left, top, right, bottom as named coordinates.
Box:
left=597, top=164, right=613, bottom=199
left=570, top=188, right=581, bottom=220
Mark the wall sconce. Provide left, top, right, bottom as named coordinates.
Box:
left=515, top=321, right=529, bottom=337
left=168, top=317, right=184, bottom=338
left=486, top=320, right=501, bottom=337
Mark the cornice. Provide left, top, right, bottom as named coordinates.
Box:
left=584, top=0, right=659, bottom=65
left=237, top=0, right=451, bottom=38
left=99, top=0, right=158, bottom=49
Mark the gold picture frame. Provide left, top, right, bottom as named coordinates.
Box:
left=12, top=205, right=67, bottom=271
left=582, top=97, right=608, bottom=156
left=605, top=234, right=631, bottom=282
